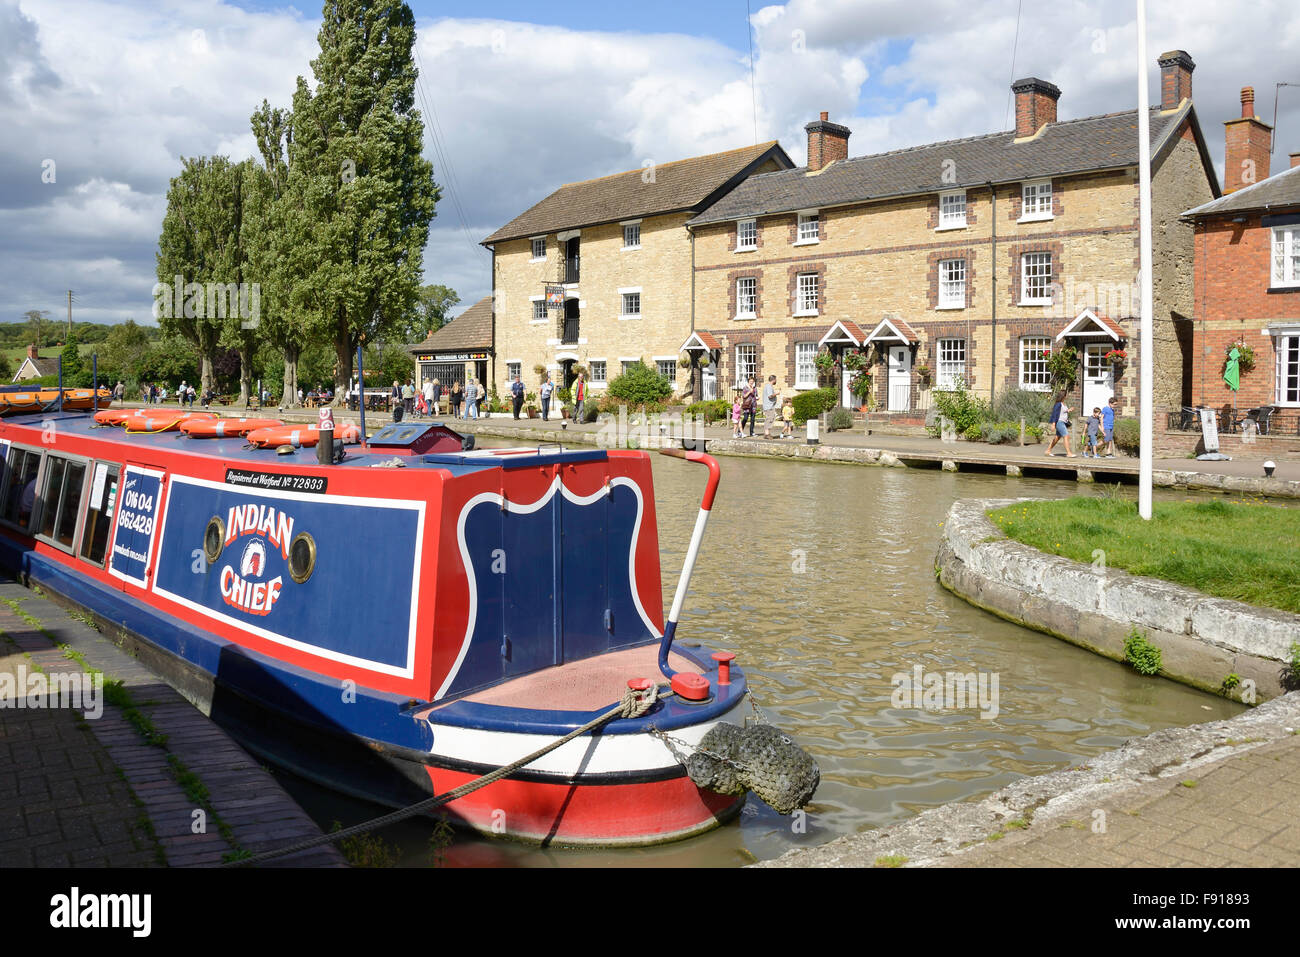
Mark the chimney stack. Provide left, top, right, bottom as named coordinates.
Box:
left=805, top=111, right=851, bottom=172
left=1157, top=50, right=1194, bottom=110
left=26, top=344, right=37, bottom=361
left=1290, top=151, right=1300, bottom=170
left=1011, top=78, right=1061, bottom=139
left=1224, top=86, right=1272, bottom=193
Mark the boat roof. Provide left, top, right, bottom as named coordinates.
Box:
left=1, top=412, right=608, bottom=477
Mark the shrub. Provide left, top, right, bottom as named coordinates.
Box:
left=685, top=398, right=731, bottom=424
left=1283, top=642, right=1300, bottom=692
left=962, top=422, right=982, bottom=441
left=828, top=407, right=854, bottom=431
left=791, top=388, right=837, bottom=424
left=605, top=361, right=671, bottom=405
left=1124, top=628, right=1162, bottom=676
left=930, top=380, right=990, bottom=436
left=1114, top=418, right=1140, bottom=455
left=973, top=420, right=1044, bottom=445
left=994, top=388, right=1052, bottom=424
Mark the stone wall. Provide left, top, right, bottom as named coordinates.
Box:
left=936, top=497, right=1298, bottom=700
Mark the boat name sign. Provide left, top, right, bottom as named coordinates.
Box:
left=219, top=503, right=294, bottom=616
left=225, top=468, right=328, bottom=494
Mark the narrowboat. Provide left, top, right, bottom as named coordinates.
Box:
left=0, top=406, right=815, bottom=846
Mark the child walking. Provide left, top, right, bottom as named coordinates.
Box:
left=1084, top=407, right=1101, bottom=458
left=781, top=396, right=794, bottom=438
left=731, top=394, right=744, bottom=439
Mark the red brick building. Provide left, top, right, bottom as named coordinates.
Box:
left=1182, top=87, right=1300, bottom=428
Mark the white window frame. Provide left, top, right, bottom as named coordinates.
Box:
left=621, top=220, right=642, bottom=251
left=589, top=359, right=607, bottom=386
left=736, top=219, right=757, bottom=252
left=653, top=357, right=677, bottom=382
left=1020, top=252, right=1053, bottom=305
left=618, top=287, right=642, bottom=319
left=1019, top=337, right=1051, bottom=391
left=506, top=362, right=522, bottom=385
left=620, top=357, right=640, bottom=375
left=1277, top=334, right=1300, bottom=406
left=795, top=342, right=818, bottom=389
left=530, top=237, right=546, bottom=262
left=1019, top=179, right=1053, bottom=222
left=795, top=272, right=819, bottom=316
left=1272, top=226, right=1300, bottom=288
left=938, top=258, right=966, bottom=309
left=937, top=190, right=967, bottom=230
left=936, top=338, right=966, bottom=391
left=795, top=211, right=820, bottom=245
left=736, top=277, right=757, bottom=319
left=530, top=297, right=547, bottom=323
left=734, top=344, right=757, bottom=387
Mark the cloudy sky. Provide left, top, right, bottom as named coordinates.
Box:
left=3, top=0, right=1298, bottom=329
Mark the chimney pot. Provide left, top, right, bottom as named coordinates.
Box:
left=1011, top=77, right=1061, bottom=138
left=1241, top=86, right=1255, bottom=117
left=805, top=112, right=851, bottom=172
left=1157, top=50, right=1194, bottom=110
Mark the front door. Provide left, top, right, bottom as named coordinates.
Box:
left=1082, top=343, right=1114, bottom=418
left=841, top=350, right=855, bottom=408
left=888, top=346, right=911, bottom=411
left=701, top=363, right=717, bottom=401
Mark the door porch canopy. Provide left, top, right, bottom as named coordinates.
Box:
left=1055, top=308, right=1128, bottom=342
left=680, top=330, right=723, bottom=353
left=818, top=319, right=869, bottom=348
left=861, top=315, right=919, bottom=347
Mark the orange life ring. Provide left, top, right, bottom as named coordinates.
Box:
left=245, top=422, right=362, bottom=449
left=180, top=417, right=284, bottom=438
left=94, top=409, right=136, bottom=426
left=123, top=410, right=218, bottom=434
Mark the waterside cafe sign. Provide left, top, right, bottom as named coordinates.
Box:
left=415, top=350, right=490, bottom=362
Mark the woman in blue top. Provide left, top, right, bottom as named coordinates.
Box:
left=1044, top=392, right=1075, bottom=457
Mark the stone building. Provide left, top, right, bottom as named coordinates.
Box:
left=482, top=142, right=793, bottom=402
left=683, top=51, right=1219, bottom=421
left=1182, top=87, right=1300, bottom=426
left=408, top=296, right=494, bottom=396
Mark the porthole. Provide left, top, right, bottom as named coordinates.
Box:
left=288, top=531, right=316, bottom=584
left=203, top=516, right=224, bottom=564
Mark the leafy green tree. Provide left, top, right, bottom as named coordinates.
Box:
left=606, top=361, right=671, bottom=405
left=410, top=284, right=459, bottom=341
left=364, top=342, right=415, bottom=387
left=23, top=310, right=52, bottom=350
left=277, top=0, right=439, bottom=401
left=99, top=319, right=152, bottom=384
left=0, top=352, right=13, bottom=382
left=59, top=334, right=86, bottom=384
left=137, top=337, right=201, bottom=387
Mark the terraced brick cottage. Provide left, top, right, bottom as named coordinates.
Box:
left=1181, top=86, right=1300, bottom=434
left=482, top=143, right=793, bottom=402
left=684, top=51, right=1220, bottom=422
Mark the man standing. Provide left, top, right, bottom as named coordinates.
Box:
left=573, top=371, right=586, bottom=423
left=465, top=377, right=480, bottom=419
left=402, top=380, right=415, bottom=415
left=762, top=374, right=778, bottom=439
left=422, top=377, right=435, bottom=418
left=510, top=373, right=525, bottom=419
left=539, top=373, right=554, bottom=421
left=1101, top=396, right=1117, bottom=457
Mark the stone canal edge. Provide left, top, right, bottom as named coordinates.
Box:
left=0, top=578, right=344, bottom=867
left=935, top=497, right=1298, bottom=700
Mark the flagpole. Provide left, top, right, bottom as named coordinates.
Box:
left=1136, top=0, right=1154, bottom=520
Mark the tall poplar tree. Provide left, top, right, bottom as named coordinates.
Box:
left=278, top=0, right=438, bottom=401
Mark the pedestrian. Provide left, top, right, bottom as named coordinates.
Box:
left=731, top=392, right=743, bottom=438
left=187, top=384, right=196, bottom=409
left=178, top=380, right=188, bottom=406
left=573, top=371, right=586, bottom=423
left=1045, top=393, right=1075, bottom=457
left=781, top=395, right=794, bottom=438
left=465, top=377, right=480, bottom=419
left=1084, top=407, right=1101, bottom=457
left=740, top=375, right=757, bottom=436
left=450, top=381, right=462, bottom=418
left=403, top=379, right=415, bottom=415
left=422, top=377, right=435, bottom=418
left=390, top=380, right=401, bottom=413
left=539, top=373, right=554, bottom=421
left=1101, top=396, right=1117, bottom=457
left=510, top=373, right=524, bottom=419
left=761, top=374, right=778, bottom=439
left=431, top=378, right=442, bottom=416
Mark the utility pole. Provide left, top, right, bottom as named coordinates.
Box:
left=66, top=290, right=73, bottom=342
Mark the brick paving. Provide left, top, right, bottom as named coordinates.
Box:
left=0, top=580, right=343, bottom=867
left=946, top=735, right=1300, bottom=867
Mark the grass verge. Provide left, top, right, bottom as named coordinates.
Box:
left=986, top=497, right=1300, bottom=614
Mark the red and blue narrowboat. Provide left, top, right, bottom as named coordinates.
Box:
left=0, top=405, right=814, bottom=845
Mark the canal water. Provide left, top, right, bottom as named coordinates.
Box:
left=273, top=449, right=1245, bottom=866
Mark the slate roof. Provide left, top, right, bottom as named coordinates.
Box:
left=482, top=142, right=793, bottom=245
left=408, top=296, right=493, bottom=354
left=689, top=104, right=1205, bottom=226
left=1181, top=163, right=1300, bottom=217
left=13, top=355, right=60, bottom=381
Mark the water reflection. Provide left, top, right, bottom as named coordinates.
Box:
left=275, top=453, right=1246, bottom=867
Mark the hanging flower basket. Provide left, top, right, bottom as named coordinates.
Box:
left=1221, top=342, right=1256, bottom=376
left=698, top=354, right=711, bottom=367
left=849, top=371, right=873, bottom=398
left=844, top=349, right=866, bottom=372
left=678, top=354, right=693, bottom=368
left=814, top=349, right=837, bottom=375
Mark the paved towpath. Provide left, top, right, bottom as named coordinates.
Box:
left=760, top=691, right=1300, bottom=868
left=0, top=579, right=343, bottom=867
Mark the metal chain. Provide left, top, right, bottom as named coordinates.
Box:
left=648, top=725, right=752, bottom=776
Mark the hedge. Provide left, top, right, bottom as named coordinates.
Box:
left=791, top=388, right=837, bottom=424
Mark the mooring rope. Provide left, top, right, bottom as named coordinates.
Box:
left=225, top=682, right=665, bottom=867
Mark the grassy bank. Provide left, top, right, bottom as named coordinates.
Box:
left=986, top=497, right=1300, bottom=614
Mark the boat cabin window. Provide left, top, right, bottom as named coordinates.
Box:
left=37, top=454, right=88, bottom=552
left=79, top=463, right=120, bottom=567
left=1, top=446, right=43, bottom=531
